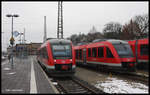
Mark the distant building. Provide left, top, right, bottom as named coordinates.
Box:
left=15, top=43, right=31, bottom=56
left=30, top=43, right=42, bottom=55
left=89, top=26, right=97, bottom=34
left=8, top=42, right=42, bottom=56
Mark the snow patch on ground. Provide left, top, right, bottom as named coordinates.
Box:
left=7, top=72, right=16, bottom=75
left=3, top=68, right=10, bottom=70
left=2, top=56, right=5, bottom=59
left=95, top=77, right=148, bottom=94
left=5, top=89, right=23, bottom=92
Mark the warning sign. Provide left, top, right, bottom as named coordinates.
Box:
left=10, top=37, right=15, bottom=45
left=10, top=37, right=15, bottom=41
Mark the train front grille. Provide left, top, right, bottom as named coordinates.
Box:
left=55, top=64, right=72, bottom=71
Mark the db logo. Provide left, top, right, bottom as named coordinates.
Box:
left=61, top=60, right=65, bottom=63
left=127, top=59, right=130, bottom=61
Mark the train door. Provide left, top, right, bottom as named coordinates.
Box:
left=83, top=48, right=86, bottom=65
left=135, top=40, right=138, bottom=64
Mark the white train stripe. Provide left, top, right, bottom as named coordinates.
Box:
left=138, top=60, right=149, bottom=63
left=76, top=60, right=121, bottom=67
left=40, top=60, right=76, bottom=69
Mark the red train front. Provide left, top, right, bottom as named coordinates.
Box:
left=37, top=39, right=76, bottom=77
left=128, top=38, right=149, bottom=69
left=74, top=39, right=136, bottom=72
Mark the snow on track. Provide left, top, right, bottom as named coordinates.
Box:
left=95, top=77, right=148, bottom=94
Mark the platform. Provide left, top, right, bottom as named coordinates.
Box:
left=1, top=56, right=59, bottom=94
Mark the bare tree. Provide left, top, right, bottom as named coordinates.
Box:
left=133, top=14, right=149, bottom=38
left=102, top=22, right=122, bottom=39
left=121, top=14, right=149, bottom=40
left=68, top=26, right=104, bottom=44
left=121, top=19, right=141, bottom=40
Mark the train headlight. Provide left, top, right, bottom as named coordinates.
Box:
left=70, top=59, right=72, bottom=62
left=54, top=60, right=56, bottom=62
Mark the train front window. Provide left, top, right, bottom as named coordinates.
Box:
left=114, top=44, right=134, bottom=58
left=52, top=44, right=72, bottom=59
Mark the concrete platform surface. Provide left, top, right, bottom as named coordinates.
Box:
left=1, top=56, right=58, bottom=94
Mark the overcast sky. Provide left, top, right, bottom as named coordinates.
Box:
left=2, top=1, right=148, bottom=51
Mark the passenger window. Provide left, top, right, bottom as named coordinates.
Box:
left=140, top=44, right=148, bottom=56
left=98, top=47, right=104, bottom=58
left=88, top=48, right=91, bottom=57
left=79, top=49, right=82, bottom=59
left=42, top=47, right=48, bottom=59
left=75, top=50, right=79, bottom=59
left=106, top=47, right=114, bottom=58
left=92, top=48, right=97, bottom=57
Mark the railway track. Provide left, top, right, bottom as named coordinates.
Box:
left=120, top=72, right=149, bottom=83
left=110, top=71, right=149, bottom=85
left=51, top=76, right=105, bottom=94
left=78, top=64, right=149, bottom=85
left=37, top=60, right=105, bottom=94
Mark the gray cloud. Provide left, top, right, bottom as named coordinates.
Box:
left=2, top=1, right=148, bottom=51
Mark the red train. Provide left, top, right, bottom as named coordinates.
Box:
left=37, top=38, right=76, bottom=77
left=74, top=39, right=136, bottom=72
left=128, top=38, right=149, bottom=69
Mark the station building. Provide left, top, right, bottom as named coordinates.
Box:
left=7, top=42, right=42, bottom=56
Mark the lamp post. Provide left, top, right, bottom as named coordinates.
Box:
left=6, top=14, right=19, bottom=68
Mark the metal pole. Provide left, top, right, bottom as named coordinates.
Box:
left=24, top=28, right=26, bottom=56
left=57, top=2, right=60, bottom=39
left=2, top=32, right=4, bottom=51
left=61, top=1, right=63, bottom=39
left=43, top=16, right=47, bottom=42
left=11, top=16, right=14, bottom=68
left=19, top=32, right=21, bottom=44
left=23, top=28, right=25, bottom=44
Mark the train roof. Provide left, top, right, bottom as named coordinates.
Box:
left=38, top=39, right=72, bottom=50
left=107, top=39, right=128, bottom=44
left=74, top=39, right=128, bottom=48
left=92, top=39, right=128, bottom=44
left=48, top=38, right=71, bottom=44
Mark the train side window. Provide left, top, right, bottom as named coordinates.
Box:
left=98, top=47, right=104, bottom=58
left=106, top=47, right=114, bottom=58
left=79, top=49, right=82, bottom=59
left=140, top=44, right=148, bottom=56
left=88, top=48, right=91, bottom=57
left=92, top=48, right=97, bottom=57
left=45, top=47, right=48, bottom=59
left=42, top=47, right=48, bottom=59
